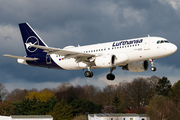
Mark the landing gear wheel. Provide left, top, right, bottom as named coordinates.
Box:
left=84, top=71, right=93, bottom=78
left=151, top=67, right=156, bottom=71
left=149, top=59, right=157, bottom=72
left=106, top=73, right=115, bottom=81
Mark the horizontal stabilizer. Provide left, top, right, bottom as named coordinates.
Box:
left=3, top=54, right=38, bottom=61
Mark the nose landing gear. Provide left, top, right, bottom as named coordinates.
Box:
left=149, top=59, right=156, bottom=71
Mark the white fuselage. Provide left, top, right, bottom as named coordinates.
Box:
left=50, top=36, right=177, bottom=70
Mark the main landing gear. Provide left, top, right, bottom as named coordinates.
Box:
left=84, top=67, right=116, bottom=81
left=149, top=59, right=156, bottom=71
left=106, top=67, right=116, bottom=81
left=84, top=67, right=93, bottom=78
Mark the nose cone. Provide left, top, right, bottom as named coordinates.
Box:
left=170, top=43, right=178, bottom=54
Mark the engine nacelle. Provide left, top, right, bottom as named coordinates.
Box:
left=114, top=53, right=128, bottom=65
left=95, top=54, right=115, bottom=68
left=122, top=61, right=149, bottom=72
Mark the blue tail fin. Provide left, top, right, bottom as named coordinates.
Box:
left=19, top=23, right=48, bottom=57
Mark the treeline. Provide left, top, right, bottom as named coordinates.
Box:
left=0, top=76, right=180, bottom=120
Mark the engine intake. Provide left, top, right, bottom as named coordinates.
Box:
left=122, top=61, right=149, bottom=72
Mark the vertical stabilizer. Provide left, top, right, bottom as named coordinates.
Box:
left=19, top=23, right=48, bottom=56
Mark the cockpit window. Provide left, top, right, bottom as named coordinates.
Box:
left=157, top=41, right=160, bottom=44
left=157, top=40, right=169, bottom=44
left=164, top=40, right=169, bottom=43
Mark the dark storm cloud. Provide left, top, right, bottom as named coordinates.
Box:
left=0, top=0, right=180, bottom=91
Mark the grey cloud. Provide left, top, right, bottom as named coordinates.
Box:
left=0, top=0, right=180, bottom=90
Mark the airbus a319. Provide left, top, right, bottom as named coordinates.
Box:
left=4, top=23, right=177, bottom=80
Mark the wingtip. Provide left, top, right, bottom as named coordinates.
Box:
left=3, top=54, right=10, bottom=57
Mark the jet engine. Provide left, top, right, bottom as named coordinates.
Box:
left=122, top=61, right=149, bottom=72
left=114, top=53, right=128, bottom=65
left=95, top=54, right=115, bottom=68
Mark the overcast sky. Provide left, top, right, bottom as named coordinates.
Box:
left=1, top=0, right=180, bottom=92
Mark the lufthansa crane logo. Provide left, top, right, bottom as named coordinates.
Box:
left=25, top=36, right=39, bottom=52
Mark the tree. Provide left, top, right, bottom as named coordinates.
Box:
left=72, top=115, right=87, bottom=120
left=56, top=83, right=72, bottom=92
left=82, top=84, right=101, bottom=102
left=26, top=89, right=55, bottom=102
left=70, top=99, right=103, bottom=116
left=147, top=76, right=160, bottom=95
left=122, top=77, right=153, bottom=108
left=55, top=86, right=83, bottom=103
left=112, top=96, right=124, bottom=113
left=169, top=80, right=180, bottom=108
left=0, top=101, right=14, bottom=115
left=155, top=76, right=172, bottom=97
left=147, top=94, right=180, bottom=120
left=5, top=88, right=28, bottom=102
left=102, top=85, right=116, bottom=106
left=13, top=96, right=58, bottom=115
left=101, top=105, right=116, bottom=113
left=0, top=83, right=8, bottom=101
left=49, top=100, right=73, bottom=120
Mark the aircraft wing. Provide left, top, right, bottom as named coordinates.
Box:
left=28, top=44, right=96, bottom=62
left=3, top=54, right=38, bottom=61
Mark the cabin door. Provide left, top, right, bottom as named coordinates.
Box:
left=46, top=55, right=52, bottom=64
left=144, top=37, right=150, bottom=50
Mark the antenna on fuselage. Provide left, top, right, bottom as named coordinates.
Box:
left=148, top=34, right=150, bottom=37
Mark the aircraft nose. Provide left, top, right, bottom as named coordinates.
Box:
left=170, top=43, right=177, bottom=54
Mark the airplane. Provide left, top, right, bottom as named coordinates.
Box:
left=4, top=23, right=177, bottom=80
